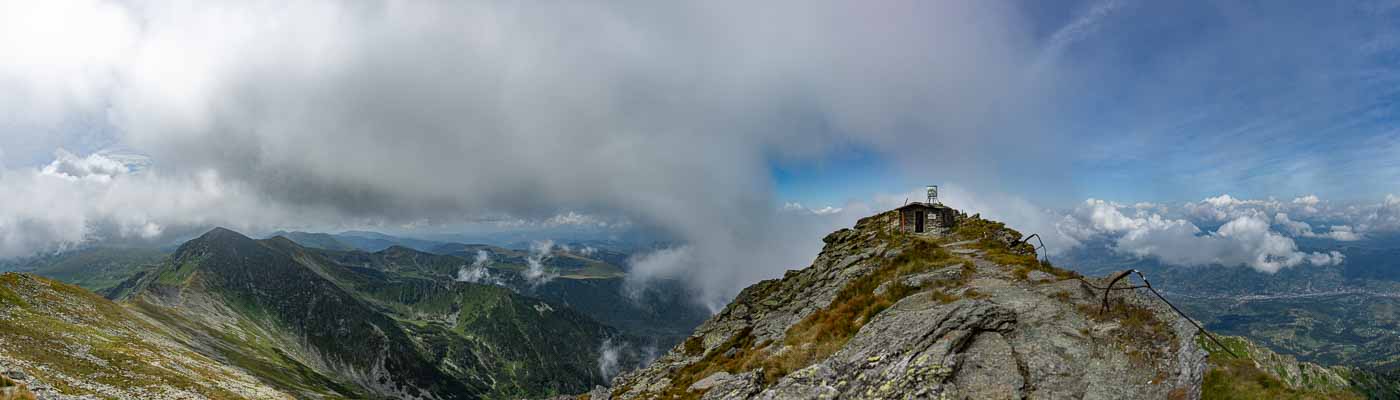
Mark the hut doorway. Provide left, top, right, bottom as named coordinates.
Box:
left=915, top=210, right=926, bottom=233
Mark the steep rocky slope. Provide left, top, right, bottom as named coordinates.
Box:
left=602, top=211, right=1211, bottom=399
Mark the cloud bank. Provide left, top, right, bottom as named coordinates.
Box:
left=862, top=189, right=1381, bottom=274
left=6, top=1, right=1400, bottom=306
left=1056, top=198, right=1343, bottom=273
left=0, top=0, right=1072, bottom=307
left=0, top=149, right=342, bottom=257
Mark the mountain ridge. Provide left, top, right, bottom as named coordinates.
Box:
left=598, top=211, right=1214, bottom=399
left=586, top=209, right=1400, bottom=400
left=1, top=227, right=638, bottom=399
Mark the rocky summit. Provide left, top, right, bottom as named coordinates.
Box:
left=598, top=210, right=1212, bottom=399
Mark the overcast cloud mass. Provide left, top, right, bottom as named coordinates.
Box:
left=4, top=0, right=1400, bottom=307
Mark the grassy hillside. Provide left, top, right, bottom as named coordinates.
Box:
left=3, top=247, right=165, bottom=292
left=0, top=273, right=291, bottom=398
left=318, top=243, right=705, bottom=347
left=1199, top=335, right=1373, bottom=399
left=100, top=227, right=626, bottom=399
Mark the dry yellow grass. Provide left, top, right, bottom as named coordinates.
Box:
left=0, top=375, right=36, bottom=400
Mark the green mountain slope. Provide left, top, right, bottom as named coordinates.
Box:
left=0, top=227, right=636, bottom=399
left=275, top=240, right=637, bottom=397
left=315, top=243, right=708, bottom=348
left=1, top=247, right=165, bottom=292
left=0, top=273, right=292, bottom=399
left=1199, top=335, right=1400, bottom=399
left=118, top=228, right=474, bottom=398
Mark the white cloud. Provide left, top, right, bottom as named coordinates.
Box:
left=1288, top=194, right=1321, bottom=215
left=1132, top=202, right=1167, bottom=215
left=1184, top=194, right=1279, bottom=223
left=597, top=337, right=625, bottom=380
left=456, top=249, right=505, bottom=286
left=546, top=212, right=610, bottom=227
left=1273, top=213, right=1314, bottom=236
left=1058, top=199, right=1343, bottom=273
left=1274, top=212, right=1361, bottom=241
left=1321, top=225, right=1361, bottom=241
left=0, top=0, right=1071, bottom=308
left=780, top=202, right=843, bottom=216
left=38, top=149, right=143, bottom=182
left=625, top=245, right=701, bottom=306
left=523, top=240, right=557, bottom=286
left=0, top=149, right=334, bottom=258
left=1292, top=194, right=1321, bottom=210
left=1350, top=194, right=1400, bottom=233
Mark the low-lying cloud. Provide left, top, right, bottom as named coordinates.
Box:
left=1056, top=197, right=1347, bottom=273
left=596, top=337, right=624, bottom=380
left=0, top=149, right=336, bottom=258
left=523, top=240, right=558, bottom=286
left=455, top=250, right=505, bottom=286
left=860, top=190, right=1378, bottom=274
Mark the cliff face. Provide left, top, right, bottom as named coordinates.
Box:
left=602, top=210, right=1209, bottom=399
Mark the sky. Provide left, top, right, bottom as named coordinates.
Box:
left=4, top=0, right=1400, bottom=308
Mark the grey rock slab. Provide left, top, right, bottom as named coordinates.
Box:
left=608, top=213, right=1207, bottom=400
left=1026, top=270, right=1056, bottom=282
left=948, top=332, right=1023, bottom=400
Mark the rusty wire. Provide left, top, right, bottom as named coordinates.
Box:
left=1082, top=269, right=1239, bottom=358
left=1017, top=233, right=1239, bottom=358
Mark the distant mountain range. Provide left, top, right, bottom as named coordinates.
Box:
left=0, top=229, right=710, bottom=348
left=2, top=228, right=657, bottom=398
left=267, top=230, right=638, bottom=273
left=0, top=227, right=711, bottom=398
left=0, top=246, right=165, bottom=292
left=267, top=230, right=450, bottom=253
left=268, top=230, right=707, bottom=344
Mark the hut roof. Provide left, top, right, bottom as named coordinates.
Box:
left=896, top=202, right=951, bottom=211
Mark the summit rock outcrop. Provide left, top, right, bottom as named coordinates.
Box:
left=602, top=210, right=1209, bottom=399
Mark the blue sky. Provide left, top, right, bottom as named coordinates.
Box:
left=769, top=145, right=907, bottom=207
left=771, top=0, right=1400, bottom=209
